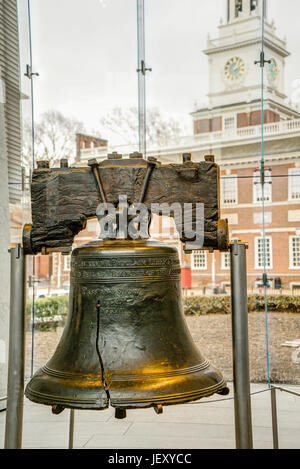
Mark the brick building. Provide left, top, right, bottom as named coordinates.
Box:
left=72, top=0, right=300, bottom=295
left=31, top=0, right=300, bottom=296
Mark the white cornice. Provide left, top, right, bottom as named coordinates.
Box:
left=204, top=36, right=289, bottom=58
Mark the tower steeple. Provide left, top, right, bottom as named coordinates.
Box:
left=193, top=0, right=295, bottom=121
left=227, top=0, right=266, bottom=24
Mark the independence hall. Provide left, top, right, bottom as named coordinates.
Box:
left=34, top=0, right=300, bottom=295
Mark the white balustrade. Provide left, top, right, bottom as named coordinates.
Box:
left=79, top=117, right=300, bottom=161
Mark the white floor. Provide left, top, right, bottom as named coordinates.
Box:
left=1, top=383, right=300, bottom=449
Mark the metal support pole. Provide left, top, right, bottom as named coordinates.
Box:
left=68, top=409, right=75, bottom=449
left=230, top=241, right=253, bottom=449
left=4, top=245, right=26, bottom=449
left=137, top=0, right=146, bottom=155
left=271, top=386, right=279, bottom=449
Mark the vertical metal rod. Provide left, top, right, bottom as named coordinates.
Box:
left=68, top=409, right=75, bottom=449
left=30, top=256, right=35, bottom=377
left=4, top=245, right=26, bottom=449
left=137, top=0, right=146, bottom=155
left=230, top=241, right=253, bottom=449
left=271, top=386, right=279, bottom=449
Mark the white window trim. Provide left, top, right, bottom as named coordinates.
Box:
left=191, top=250, right=207, bottom=271
left=223, top=114, right=236, bottom=131
left=64, top=255, right=71, bottom=272
left=221, top=174, right=238, bottom=206
left=254, top=236, right=273, bottom=270
left=289, top=236, right=300, bottom=270
left=221, top=252, right=230, bottom=270
left=288, top=168, right=300, bottom=201
left=253, top=211, right=272, bottom=225
left=221, top=237, right=238, bottom=270
left=253, top=169, right=272, bottom=204
left=225, top=213, right=238, bottom=226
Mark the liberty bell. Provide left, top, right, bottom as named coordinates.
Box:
left=25, top=153, right=229, bottom=418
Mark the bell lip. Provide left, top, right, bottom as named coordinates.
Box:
left=24, top=363, right=228, bottom=411
left=109, top=379, right=228, bottom=409
left=25, top=380, right=229, bottom=411
left=24, top=383, right=109, bottom=410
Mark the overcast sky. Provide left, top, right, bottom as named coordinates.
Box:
left=17, top=0, right=300, bottom=143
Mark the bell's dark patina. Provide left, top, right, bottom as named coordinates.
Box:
left=25, top=238, right=228, bottom=412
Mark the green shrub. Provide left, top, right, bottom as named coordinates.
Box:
left=183, top=295, right=231, bottom=316
left=26, top=295, right=69, bottom=331
left=183, top=294, right=300, bottom=316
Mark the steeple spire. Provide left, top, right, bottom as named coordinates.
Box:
left=227, top=0, right=266, bottom=24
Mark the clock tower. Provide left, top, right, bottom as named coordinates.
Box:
left=192, top=0, right=300, bottom=135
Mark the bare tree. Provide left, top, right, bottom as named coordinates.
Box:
left=22, top=110, right=86, bottom=169
left=99, top=106, right=184, bottom=147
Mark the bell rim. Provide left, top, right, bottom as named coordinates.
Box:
left=110, top=379, right=228, bottom=407
left=25, top=379, right=228, bottom=410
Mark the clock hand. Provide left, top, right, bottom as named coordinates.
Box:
left=234, top=59, right=240, bottom=71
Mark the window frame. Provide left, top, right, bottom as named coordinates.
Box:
left=64, top=255, right=71, bottom=272
left=288, top=168, right=300, bottom=201
left=254, top=236, right=273, bottom=270
left=191, top=250, right=208, bottom=271
left=221, top=252, right=231, bottom=270
left=223, top=114, right=236, bottom=131
left=253, top=169, right=272, bottom=204
left=250, top=0, right=258, bottom=12
left=289, top=236, right=300, bottom=270
left=221, top=174, right=238, bottom=206
left=253, top=211, right=272, bottom=225
left=235, top=0, right=243, bottom=17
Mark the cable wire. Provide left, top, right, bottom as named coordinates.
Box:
left=26, top=0, right=36, bottom=378
left=260, top=0, right=271, bottom=387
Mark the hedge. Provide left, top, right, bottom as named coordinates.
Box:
left=26, top=295, right=69, bottom=331
left=25, top=294, right=300, bottom=331
left=183, top=294, right=300, bottom=316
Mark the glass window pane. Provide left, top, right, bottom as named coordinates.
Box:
left=191, top=250, right=207, bottom=270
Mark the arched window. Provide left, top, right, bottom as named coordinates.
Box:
left=250, top=0, right=258, bottom=12
left=250, top=0, right=267, bottom=17
left=235, top=0, right=243, bottom=17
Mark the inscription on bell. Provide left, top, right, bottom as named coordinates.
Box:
left=25, top=239, right=228, bottom=411
left=72, top=255, right=179, bottom=269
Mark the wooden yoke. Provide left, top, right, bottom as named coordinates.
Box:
left=23, top=153, right=229, bottom=255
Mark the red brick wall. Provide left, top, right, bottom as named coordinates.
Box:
left=194, top=117, right=222, bottom=134
left=211, top=116, right=222, bottom=132
left=237, top=112, right=250, bottom=128
left=194, top=119, right=210, bottom=134
left=195, top=110, right=280, bottom=134
left=76, top=134, right=107, bottom=161
left=238, top=110, right=280, bottom=127
left=189, top=162, right=300, bottom=290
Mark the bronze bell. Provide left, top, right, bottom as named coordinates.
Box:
left=25, top=239, right=228, bottom=416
